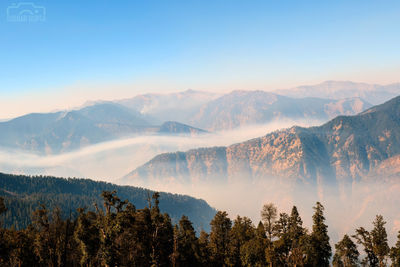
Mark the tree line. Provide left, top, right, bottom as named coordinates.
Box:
left=1, top=192, right=400, bottom=267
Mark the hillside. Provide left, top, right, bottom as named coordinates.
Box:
left=0, top=173, right=216, bottom=232
left=124, top=95, right=400, bottom=187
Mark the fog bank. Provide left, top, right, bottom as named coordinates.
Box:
left=0, top=119, right=322, bottom=181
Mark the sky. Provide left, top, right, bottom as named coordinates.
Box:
left=0, top=0, right=400, bottom=118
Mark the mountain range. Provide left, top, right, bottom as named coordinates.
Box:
left=124, top=94, right=400, bottom=189
left=3, top=81, right=392, bottom=155
left=0, top=102, right=206, bottom=154
left=274, top=80, right=400, bottom=105
left=186, top=90, right=371, bottom=131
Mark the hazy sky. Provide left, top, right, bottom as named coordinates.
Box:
left=1, top=0, right=400, bottom=118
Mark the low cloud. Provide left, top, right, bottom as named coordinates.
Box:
left=0, top=118, right=322, bottom=181
left=3, top=118, right=399, bottom=246
left=128, top=176, right=400, bottom=246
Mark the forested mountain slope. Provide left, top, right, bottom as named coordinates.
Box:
left=0, top=173, right=216, bottom=232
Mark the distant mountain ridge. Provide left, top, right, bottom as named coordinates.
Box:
left=3, top=81, right=399, bottom=155
left=274, top=81, right=400, bottom=105
left=118, top=89, right=219, bottom=124
left=0, top=102, right=207, bottom=154
left=188, top=90, right=371, bottom=131
left=124, top=95, right=400, bottom=187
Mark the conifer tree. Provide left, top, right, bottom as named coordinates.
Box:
left=332, top=234, right=359, bottom=267
left=228, top=216, right=255, bottom=266
left=174, top=215, right=199, bottom=266
left=240, top=222, right=267, bottom=267
left=390, top=231, right=400, bottom=267
left=133, top=207, right=153, bottom=266
left=209, top=211, right=232, bottom=266
left=272, top=212, right=290, bottom=265
left=7, top=227, right=39, bottom=266
left=74, top=208, right=101, bottom=266
left=288, top=206, right=307, bottom=266
left=149, top=192, right=174, bottom=267
left=354, top=215, right=389, bottom=267
left=115, top=202, right=138, bottom=266
left=96, top=191, right=127, bottom=267
left=198, top=230, right=211, bottom=266
left=353, top=227, right=378, bottom=267
left=306, top=202, right=331, bottom=267
left=371, top=215, right=389, bottom=267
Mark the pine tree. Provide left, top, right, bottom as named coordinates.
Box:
left=353, top=215, right=389, bottom=267
left=209, top=211, right=232, bottom=266
left=74, top=208, right=101, bottom=266
left=7, top=227, right=39, bottom=266
left=228, top=216, right=255, bottom=266
left=306, top=202, right=331, bottom=267
left=198, top=230, right=211, bottom=266
left=288, top=206, right=307, bottom=266
left=174, top=215, right=199, bottom=266
left=371, top=215, right=389, bottom=267
left=115, top=202, right=138, bottom=266
left=96, top=191, right=127, bottom=267
left=240, top=221, right=267, bottom=267
left=149, top=193, right=173, bottom=267
left=390, top=231, right=400, bottom=267
left=272, top=212, right=290, bottom=265
left=332, top=234, right=359, bottom=267
left=353, top=227, right=378, bottom=267
left=132, top=207, right=153, bottom=266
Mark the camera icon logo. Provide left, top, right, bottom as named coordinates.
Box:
left=7, top=2, right=46, bottom=22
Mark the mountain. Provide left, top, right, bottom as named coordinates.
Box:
left=0, top=102, right=207, bottom=154
left=0, top=172, right=216, bottom=232
left=274, top=81, right=400, bottom=105
left=124, top=95, right=400, bottom=187
left=188, top=90, right=371, bottom=131
left=0, top=102, right=150, bottom=153
left=118, top=89, right=219, bottom=124
left=118, top=87, right=372, bottom=131
left=1, top=81, right=394, bottom=156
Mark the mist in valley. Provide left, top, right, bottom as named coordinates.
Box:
left=1, top=116, right=400, bottom=247
left=128, top=173, right=400, bottom=246
left=0, top=118, right=322, bottom=181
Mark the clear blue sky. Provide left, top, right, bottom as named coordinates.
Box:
left=0, top=0, right=399, bottom=116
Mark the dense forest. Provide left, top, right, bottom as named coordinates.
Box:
left=0, top=173, right=215, bottom=232
left=1, top=190, right=400, bottom=266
